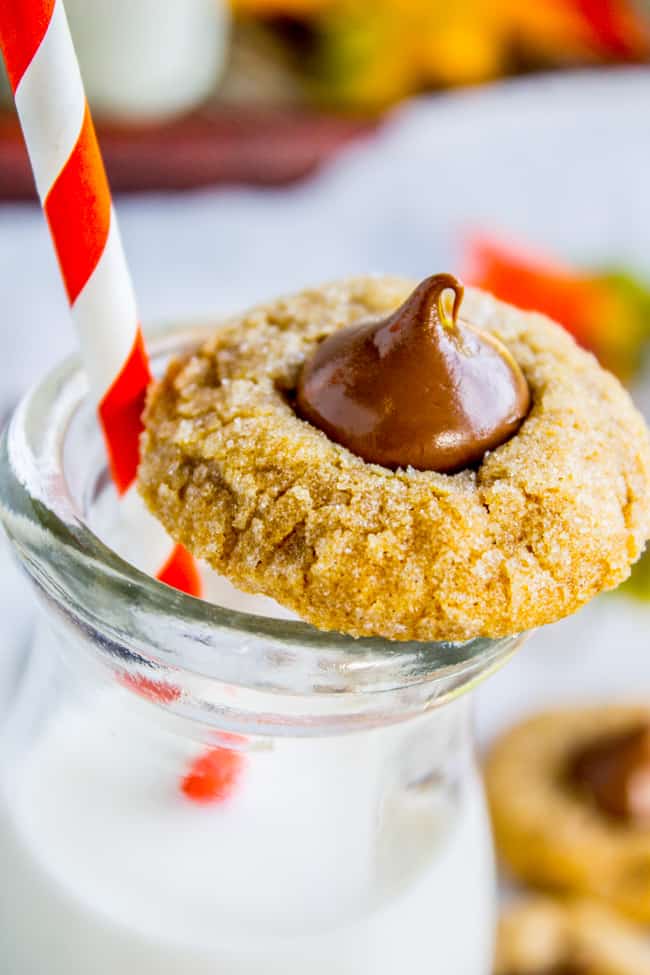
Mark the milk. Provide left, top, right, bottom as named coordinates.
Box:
left=0, top=676, right=494, bottom=973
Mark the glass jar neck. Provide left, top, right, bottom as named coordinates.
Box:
left=0, top=327, right=525, bottom=734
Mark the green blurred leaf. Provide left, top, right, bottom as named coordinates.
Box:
left=620, top=547, right=650, bottom=602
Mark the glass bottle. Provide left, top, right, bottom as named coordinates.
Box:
left=0, top=326, right=524, bottom=974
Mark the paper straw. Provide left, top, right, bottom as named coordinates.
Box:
left=0, top=0, right=201, bottom=597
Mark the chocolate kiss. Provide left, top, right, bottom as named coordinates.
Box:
left=569, top=723, right=650, bottom=824
left=296, top=273, right=531, bottom=473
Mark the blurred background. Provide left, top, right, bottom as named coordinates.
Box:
left=3, top=0, right=650, bottom=193
left=2, top=0, right=650, bottom=958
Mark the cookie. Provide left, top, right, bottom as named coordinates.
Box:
left=486, top=707, right=650, bottom=923
left=494, top=897, right=650, bottom=975
left=139, top=276, right=650, bottom=642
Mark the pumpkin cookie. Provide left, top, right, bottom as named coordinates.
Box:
left=486, top=707, right=650, bottom=923
left=139, top=275, right=650, bottom=641
left=494, top=897, right=650, bottom=975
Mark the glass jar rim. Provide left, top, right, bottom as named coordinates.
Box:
left=0, top=324, right=523, bottom=713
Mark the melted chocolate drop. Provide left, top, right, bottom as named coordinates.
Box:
left=296, top=274, right=530, bottom=473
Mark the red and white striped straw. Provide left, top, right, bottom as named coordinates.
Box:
left=0, top=0, right=200, bottom=597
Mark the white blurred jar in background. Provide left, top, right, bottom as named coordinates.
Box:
left=63, top=0, right=229, bottom=119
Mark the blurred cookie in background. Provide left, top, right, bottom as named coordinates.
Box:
left=494, top=897, right=650, bottom=975
left=486, top=706, right=650, bottom=923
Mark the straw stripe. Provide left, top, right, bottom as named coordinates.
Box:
left=98, top=328, right=152, bottom=494
left=158, top=544, right=203, bottom=598
left=74, top=210, right=141, bottom=402
left=13, top=0, right=85, bottom=201
left=44, top=102, right=111, bottom=304
left=0, top=0, right=55, bottom=92
left=0, top=0, right=201, bottom=595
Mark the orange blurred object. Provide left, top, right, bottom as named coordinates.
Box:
left=464, top=235, right=603, bottom=349
left=464, top=234, right=650, bottom=381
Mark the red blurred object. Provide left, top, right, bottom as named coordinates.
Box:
left=573, top=0, right=649, bottom=57
left=0, top=107, right=378, bottom=200
left=181, top=747, right=244, bottom=804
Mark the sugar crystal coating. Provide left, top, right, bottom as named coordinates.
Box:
left=139, top=277, right=650, bottom=642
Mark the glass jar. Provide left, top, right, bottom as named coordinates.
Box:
left=64, top=0, right=229, bottom=119
left=0, top=326, right=525, bottom=975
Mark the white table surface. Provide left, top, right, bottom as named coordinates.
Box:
left=1, top=68, right=650, bottom=745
